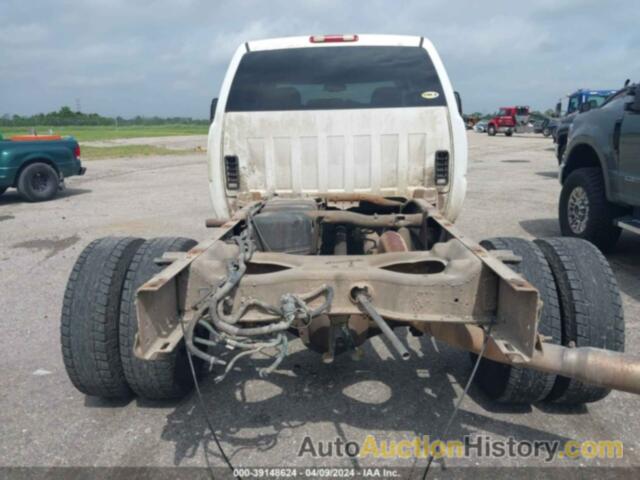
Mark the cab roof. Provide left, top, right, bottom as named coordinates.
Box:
left=247, top=34, right=427, bottom=51
left=570, top=89, right=617, bottom=96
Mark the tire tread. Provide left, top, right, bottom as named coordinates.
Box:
left=119, top=237, right=198, bottom=400
left=60, top=237, right=143, bottom=398
left=535, top=237, right=625, bottom=404
left=474, top=237, right=562, bottom=403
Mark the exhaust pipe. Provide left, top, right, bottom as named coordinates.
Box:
left=428, top=323, right=640, bottom=395
left=530, top=344, right=640, bottom=395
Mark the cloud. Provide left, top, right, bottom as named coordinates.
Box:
left=0, top=23, right=48, bottom=45
left=0, top=0, right=637, bottom=117
left=208, top=20, right=275, bottom=64
left=49, top=73, right=145, bottom=88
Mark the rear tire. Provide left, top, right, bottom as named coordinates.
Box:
left=17, top=162, right=59, bottom=202
left=472, top=238, right=562, bottom=404
left=535, top=237, right=625, bottom=404
left=505, top=130, right=513, bottom=137
left=559, top=167, right=622, bottom=252
left=60, top=237, right=144, bottom=398
left=119, top=237, right=202, bottom=400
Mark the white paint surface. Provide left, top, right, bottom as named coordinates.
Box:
left=208, top=34, right=467, bottom=221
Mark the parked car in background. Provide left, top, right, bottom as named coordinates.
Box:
left=559, top=82, right=640, bottom=251
left=545, top=117, right=559, bottom=138
left=0, top=133, right=85, bottom=202
left=553, top=89, right=617, bottom=162
left=474, top=120, right=487, bottom=132
left=533, top=117, right=555, bottom=137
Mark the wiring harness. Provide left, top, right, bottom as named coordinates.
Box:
left=183, top=203, right=334, bottom=382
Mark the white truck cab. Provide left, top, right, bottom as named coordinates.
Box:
left=207, top=34, right=467, bottom=221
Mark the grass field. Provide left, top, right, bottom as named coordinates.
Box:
left=0, top=124, right=209, bottom=142
left=81, top=144, right=198, bottom=160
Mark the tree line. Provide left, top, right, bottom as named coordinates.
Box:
left=1, top=106, right=558, bottom=128
left=0, top=106, right=208, bottom=127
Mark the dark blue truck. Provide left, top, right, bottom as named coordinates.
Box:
left=553, top=89, right=617, bottom=162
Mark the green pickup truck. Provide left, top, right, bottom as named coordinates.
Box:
left=0, top=133, right=85, bottom=202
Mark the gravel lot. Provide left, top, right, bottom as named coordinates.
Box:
left=1, top=132, right=638, bottom=476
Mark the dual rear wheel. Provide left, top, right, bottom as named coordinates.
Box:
left=474, top=236, right=624, bottom=405
left=60, top=236, right=201, bottom=400
left=61, top=235, right=624, bottom=406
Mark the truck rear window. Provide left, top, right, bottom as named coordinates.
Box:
left=226, top=46, right=446, bottom=111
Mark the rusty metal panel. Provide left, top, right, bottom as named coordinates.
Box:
left=425, top=204, right=540, bottom=360
left=134, top=200, right=539, bottom=363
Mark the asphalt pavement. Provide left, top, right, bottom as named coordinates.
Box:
left=1, top=133, right=638, bottom=476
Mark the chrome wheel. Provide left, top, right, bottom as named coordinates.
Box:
left=568, top=186, right=589, bottom=234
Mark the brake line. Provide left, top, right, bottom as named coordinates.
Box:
left=421, top=323, right=494, bottom=479
left=177, top=202, right=330, bottom=478
left=179, top=315, right=240, bottom=480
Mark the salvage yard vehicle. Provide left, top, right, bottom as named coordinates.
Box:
left=473, top=120, right=488, bottom=133
left=486, top=106, right=530, bottom=136
left=559, top=82, right=640, bottom=251
left=533, top=116, right=554, bottom=137
left=0, top=133, right=85, bottom=202
left=61, top=35, right=639, bottom=410
left=554, top=88, right=617, bottom=162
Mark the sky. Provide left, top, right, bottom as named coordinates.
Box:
left=0, top=0, right=638, bottom=119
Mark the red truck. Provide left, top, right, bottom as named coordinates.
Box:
left=487, top=106, right=530, bottom=136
